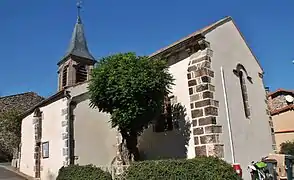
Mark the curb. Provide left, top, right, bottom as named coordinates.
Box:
left=0, top=165, right=35, bottom=180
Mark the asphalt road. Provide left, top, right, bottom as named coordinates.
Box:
left=0, top=166, right=26, bottom=180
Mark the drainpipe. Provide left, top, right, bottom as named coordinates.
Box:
left=220, top=66, right=236, bottom=164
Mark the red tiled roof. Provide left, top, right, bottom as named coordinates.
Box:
left=271, top=104, right=294, bottom=116
left=275, top=129, right=294, bottom=134
left=268, top=88, right=294, bottom=98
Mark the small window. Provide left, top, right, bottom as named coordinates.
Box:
left=238, top=71, right=250, bottom=117
left=76, top=65, right=88, bottom=83
left=42, top=141, right=49, bottom=159
left=234, top=64, right=251, bottom=118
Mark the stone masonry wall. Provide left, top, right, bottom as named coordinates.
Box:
left=61, top=99, right=70, bottom=166
left=33, top=109, right=42, bottom=178
left=187, top=44, right=224, bottom=158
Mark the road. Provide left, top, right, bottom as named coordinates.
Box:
left=0, top=166, right=26, bottom=180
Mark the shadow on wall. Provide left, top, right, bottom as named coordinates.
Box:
left=138, top=103, right=191, bottom=160
left=46, top=170, right=56, bottom=180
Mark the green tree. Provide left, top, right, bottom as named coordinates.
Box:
left=0, top=110, right=22, bottom=161
left=88, top=52, right=174, bottom=163
left=280, top=140, right=294, bottom=156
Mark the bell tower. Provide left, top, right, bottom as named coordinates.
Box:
left=57, top=1, right=96, bottom=91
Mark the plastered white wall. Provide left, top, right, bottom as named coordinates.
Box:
left=20, top=113, right=35, bottom=177
left=19, top=98, right=67, bottom=180
left=206, top=20, right=273, bottom=180
left=40, top=98, right=67, bottom=180
left=138, top=54, right=195, bottom=159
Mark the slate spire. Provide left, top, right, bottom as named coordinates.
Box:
left=58, top=1, right=95, bottom=65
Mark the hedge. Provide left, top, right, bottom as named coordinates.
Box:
left=123, top=156, right=242, bottom=180
left=56, top=164, right=112, bottom=180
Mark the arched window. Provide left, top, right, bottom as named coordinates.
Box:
left=153, top=95, right=173, bottom=132
left=233, top=64, right=252, bottom=118
left=76, top=65, right=88, bottom=83
left=62, top=67, right=68, bottom=87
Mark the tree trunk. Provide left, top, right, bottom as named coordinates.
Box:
left=118, top=130, right=140, bottom=165
left=118, top=139, right=129, bottom=165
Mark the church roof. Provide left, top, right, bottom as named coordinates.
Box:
left=58, top=15, right=95, bottom=65
left=20, top=82, right=89, bottom=119
left=20, top=90, right=66, bottom=119
left=149, top=16, right=232, bottom=58
left=149, top=16, right=264, bottom=73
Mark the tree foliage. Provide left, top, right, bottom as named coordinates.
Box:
left=0, top=110, right=21, bottom=161
left=280, top=140, right=294, bottom=156
left=88, top=52, right=174, bottom=162
left=123, top=156, right=242, bottom=180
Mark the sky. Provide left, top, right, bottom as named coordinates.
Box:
left=0, top=0, right=293, bottom=98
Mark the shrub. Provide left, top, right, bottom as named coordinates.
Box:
left=56, top=164, right=112, bottom=180
left=123, top=156, right=242, bottom=180
left=280, top=140, right=294, bottom=156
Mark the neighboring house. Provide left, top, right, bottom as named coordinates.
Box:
left=268, top=89, right=294, bottom=152
left=18, top=10, right=274, bottom=180
left=0, top=92, right=44, bottom=162
left=0, top=92, right=44, bottom=114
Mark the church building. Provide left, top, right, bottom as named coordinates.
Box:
left=18, top=6, right=274, bottom=180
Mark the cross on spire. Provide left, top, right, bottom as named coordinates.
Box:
left=76, top=0, right=82, bottom=23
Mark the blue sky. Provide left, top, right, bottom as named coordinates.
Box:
left=0, top=0, right=293, bottom=97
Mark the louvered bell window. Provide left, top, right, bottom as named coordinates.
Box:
left=76, top=65, right=88, bottom=83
